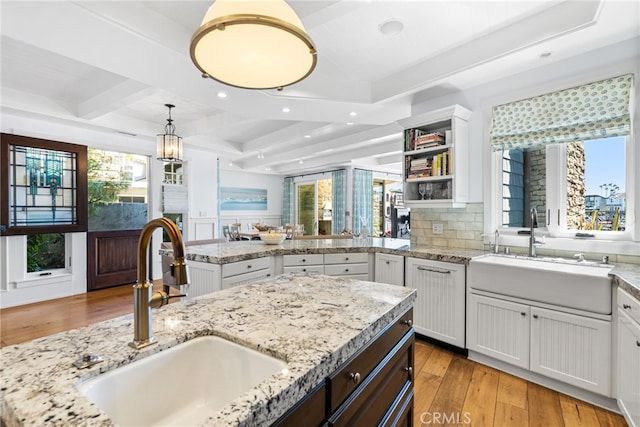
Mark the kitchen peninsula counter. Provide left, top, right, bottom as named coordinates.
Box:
left=170, top=238, right=640, bottom=298
left=0, top=274, right=416, bottom=426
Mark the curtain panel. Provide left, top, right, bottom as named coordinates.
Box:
left=282, top=177, right=294, bottom=226
left=352, top=169, right=373, bottom=234
left=332, top=169, right=346, bottom=234
left=490, top=73, right=634, bottom=151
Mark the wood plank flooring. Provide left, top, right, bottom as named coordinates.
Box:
left=0, top=285, right=628, bottom=426
left=412, top=340, right=627, bottom=427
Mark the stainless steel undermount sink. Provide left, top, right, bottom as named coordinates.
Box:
left=468, top=254, right=613, bottom=314
left=77, top=336, right=288, bottom=426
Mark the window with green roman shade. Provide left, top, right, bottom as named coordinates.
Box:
left=490, top=74, right=634, bottom=152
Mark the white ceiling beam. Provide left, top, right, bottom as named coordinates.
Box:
left=372, top=0, right=602, bottom=103
left=76, top=80, right=154, bottom=119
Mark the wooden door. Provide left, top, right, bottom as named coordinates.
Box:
left=87, top=229, right=140, bottom=291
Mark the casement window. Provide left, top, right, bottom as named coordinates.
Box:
left=490, top=74, right=635, bottom=243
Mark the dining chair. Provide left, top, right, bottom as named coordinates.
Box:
left=228, top=224, right=241, bottom=241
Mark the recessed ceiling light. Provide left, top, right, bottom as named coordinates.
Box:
left=265, top=167, right=272, bottom=171
left=346, top=122, right=354, bottom=126
left=379, top=19, right=404, bottom=36
left=228, top=160, right=233, bottom=167
left=217, top=91, right=227, bottom=98
left=258, top=151, right=264, bottom=159
left=304, top=135, right=311, bottom=138
left=299, top=159, right=304, bottom=164
left=349, top=111, right=357, bottom=117
left=282, top=107, right=290, bottom=113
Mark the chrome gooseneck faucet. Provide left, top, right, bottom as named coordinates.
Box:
left=529, top=207, right=538, bottom=257
left=129, top=218, right=190, bottom=350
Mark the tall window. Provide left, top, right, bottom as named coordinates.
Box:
left=492, top=74, right=633, bottom=241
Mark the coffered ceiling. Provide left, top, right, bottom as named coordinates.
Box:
left=1, top=1, right=638, bottom=175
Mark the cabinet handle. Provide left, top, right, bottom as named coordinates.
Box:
left=623, top=304, right=631, bottom=309
left=403, top=319, right=413, bottom=327
left=385, top=260, right=390, bottom=265
left=533, top=314, right=539, bottom=319
left=521, top=312, right=526, bottom=316
left=302, top=268, right=306, bottom=272
left=345, top=268, right=349, bottom=272
left=349, top=372, right=361, bottom=385
left=345, top=257, right=349, bottom=261
left=637, top=341, right=640, bottom=347
left=267, top=274, right=271, bottom=277
left=247, top=265, right=252, bottom=269
left=302, top=259, right=306, bottom=263
left=417, top=266, right=451, bottom=274
left=405, top=366, right=413, bottom=379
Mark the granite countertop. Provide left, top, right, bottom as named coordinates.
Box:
left=0, top=275, right=416, bottom=427
left=169, top=238, right=640, bottom=300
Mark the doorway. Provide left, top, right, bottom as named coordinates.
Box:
left=295, top=178, right=332, bottom=235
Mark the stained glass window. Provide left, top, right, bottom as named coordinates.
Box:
left=1, top=133, right=87, bottom=235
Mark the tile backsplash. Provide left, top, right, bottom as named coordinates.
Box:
left=410, top=203, right=484, bottom=250
left=410, top=202, right=639, bottom=265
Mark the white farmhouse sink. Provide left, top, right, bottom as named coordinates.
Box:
left=78, top=336, right=287, bottom=426
left=468, top=255, right=613, bottom=314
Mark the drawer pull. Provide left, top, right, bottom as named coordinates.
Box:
left=345, top=257, right=349, bottom=261
left=385, top=260, right=390, bottom=265
left=417, top=266, right=451, bottom=274
left=533, top=314, right=539, bottom=319
left=247, top=265, right=252, bottom=269
left=302, top=259, right=306, bottom=263
left=636, top=340, right=640, bottom=347
left=349, top=372, right=361, bottom=385
left=302, top=268, right=306, bottom=272
left=405, top=366, right=413, bottom=379
left=521, top=312, right=526, bottom=316
left=403, top=319, right=413, bottom=327
left=623, top=304, right=632, bottom=309
left=345, top=268, right=349, bottom=272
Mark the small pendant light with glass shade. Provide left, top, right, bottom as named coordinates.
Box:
left=157, top=104, right=183, bottom=162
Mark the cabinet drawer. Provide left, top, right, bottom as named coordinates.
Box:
left=618, top=288, right=640, bottom=325
left=329, top=331, right=414, bottom=427
left=328, top=308, right=413, bottom=412
left=221, top=268, right=273, bottom=289
left=222, top=256, right=271, bottom=278
left=324, top=253, right=369, bottom=265
left=283, top=254, right=324, bottom=267
left=324, top=263, right=369, bottom=276
left=284, top=265, right=325, bottom=275
left=272, top=381, right=327, bottom=427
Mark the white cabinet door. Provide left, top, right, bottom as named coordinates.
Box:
left=374, top=253, right=404, bottom=286
left=405, top=257, right=465, bottom=347
left=618, top=308, right=640, bottom=427
left=467, top=294, right=530, bottom=369
left=530, top=306, right=611, bottom=396
left=185, top=260, right=222, bottom=298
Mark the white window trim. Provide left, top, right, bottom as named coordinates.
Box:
left=24, top=233, right=72, bottom=280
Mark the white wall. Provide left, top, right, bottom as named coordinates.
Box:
left=219, top=169, right=284, bottom=231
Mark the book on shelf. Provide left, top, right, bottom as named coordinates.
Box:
left=405, top=148, right=453, bottom=179
left=405, top=129, right=447, bottom=151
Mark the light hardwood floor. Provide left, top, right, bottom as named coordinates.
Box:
left=0, top=285, right=628, bottom=427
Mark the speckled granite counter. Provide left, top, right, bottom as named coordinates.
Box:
left=166, top=237, right=484, bottom=265
left=0, top=275, right=416, bottom=426
left=168, top=238, right=640, bottom=300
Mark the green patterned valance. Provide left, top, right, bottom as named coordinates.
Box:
left=490, top=73, right=634, bottom=151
